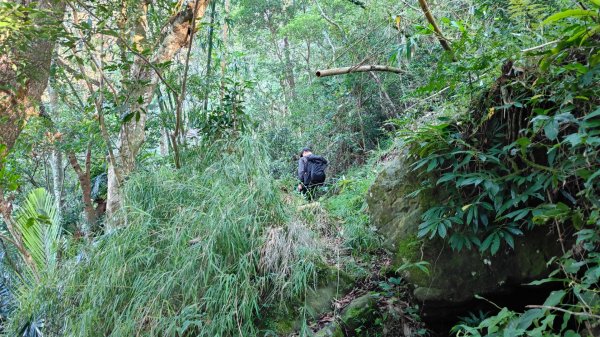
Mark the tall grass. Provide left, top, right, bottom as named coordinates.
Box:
left=7, top=136, right=320, bottom=336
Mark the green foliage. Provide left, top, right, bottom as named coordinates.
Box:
left=402, top=1, right=600, bottom=256
left=195, top=78, right=254, bottom=141
left=6, top=137, right=321, bottom=336
left=398, top=2, right=600, bottom=336
left=13, top=188, right=61, bottom=273
left=325, top=166, right=379, bottom=254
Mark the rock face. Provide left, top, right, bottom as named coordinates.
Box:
left=366, top=156, right=562, bottom=316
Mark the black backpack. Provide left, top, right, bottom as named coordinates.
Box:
left=306, top=155, right=328, bottom=185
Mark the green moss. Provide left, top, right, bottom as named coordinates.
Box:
left=261, top=303, right=302, bottom=335
left=515, top=244, right=550, bottom=278
left=339, top=294, right=379, bottom=333
left=314, top=323, right=345, bottom=337
left=269, top=316, right=297, bottom=335
left=395, top=234, right=421, bottom=263
left=393, top=236, right=433, bottom=287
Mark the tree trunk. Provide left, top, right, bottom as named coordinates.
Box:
left=316, top=65, right=405, bottom=77
left=368, top=72, right=397, bottom=118
left=67, top=150, right=97, bottom=228
left=283, top=36, right=296, bottom=98
left=50, top=147, right=64, bottom=223
left=203, top=0, right=218, bottom=112
left=0, top=0, right=66, bottom=272
left=0, top=0, right=66, bottom=162
left=220, top=0, right=230, bottom=100
left=265, top=18, right=292, bottom=109
left=106, top=0, right=211, bottom=221
left=417, top=0, right=453, bottom=54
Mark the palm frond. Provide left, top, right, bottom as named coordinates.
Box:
left=13, top=188, right=61, bottom=272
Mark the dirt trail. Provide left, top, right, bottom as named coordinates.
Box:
left=292, top=200, right=426, bottom=336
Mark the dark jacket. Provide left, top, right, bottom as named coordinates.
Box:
left=298, top=156, right=309, bottom=185
left=298, top=154, right=328, bottom=186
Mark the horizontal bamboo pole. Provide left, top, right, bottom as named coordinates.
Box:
left=315, top=65, right=404, bottom=77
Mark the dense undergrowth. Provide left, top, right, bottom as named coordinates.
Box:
left=398, top=4, right=600, bottom=336
left=325, top=164, right=380, bottom=255
left=7, top=137, right=323, bottom=336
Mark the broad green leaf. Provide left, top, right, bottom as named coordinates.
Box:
left=563, top=330, right=581, bottom=337
left=543, top=290, right=566, bottom=307
left=544, top=119, right=559, bottom=140
left=583, top=107, right=600, bottom=120
left=526, top=277, right=567, bottom=286
left=543, top=9, right=599, bottom=25
left=563, top=133, right=583, bottom=147
left=490, top=234, right=500, bottom=255
left=503, top=233, right=514, bottom=249
left=516, top=309, right=543, bottom=330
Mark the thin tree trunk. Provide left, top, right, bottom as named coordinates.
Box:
left=173, top=0, right=205, bottom=169
left=220, top=0, right=230, bottom=101
left=368, top=72, right=396, bottom=118
left=314, top=0, right=346, bottom=40
left=106, top=0, right=211, bottom=221
left=50, top=148, right=64, bottom=223
left=316, top=65, right=405, bottom=77
left=283, top=36, right=296, bottom=98
left=417, top=0, right=453, bottom=54
left=203, top=0, right=218, bottom=112
left=47, top=85, right=64, bottom=223
left=265, top=18, right=292, bottom=107
left=67, top=149, right=97, bottom=228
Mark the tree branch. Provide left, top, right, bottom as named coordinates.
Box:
left=316, top=65, right=404, bottom=77
left=56, top=58, right=100, bottom=86
left=314, top=0, right=346, bottom=40
left=526, top=305, right=600, bottom=319
left=417, top=0, right=453, bottom=53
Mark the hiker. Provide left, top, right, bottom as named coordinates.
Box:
left=297, top=147, right=328, bottom=200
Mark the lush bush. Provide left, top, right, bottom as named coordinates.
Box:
left=7, top=137, right=322, bottom=336
left=325, top=157, right=382, bottom=254
left=400, top=2, right=600, bottom=335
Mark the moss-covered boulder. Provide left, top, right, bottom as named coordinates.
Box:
left=366, top=155, right=562, bottom=312
left=339, top=294, right=378, bottom=335
left=313, top=294, right=379, bottom=337
left=314, top=323, right=344, bottom=337
left=268, top=265, right=355, bottom=334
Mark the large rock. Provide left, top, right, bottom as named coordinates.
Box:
left=339, top=294, right=378, bottom=335
left=366, top=156, right=562, bottom=315
left=267, top=266, right=355, bottom=334
left=313, top=294, right=379, bottom=337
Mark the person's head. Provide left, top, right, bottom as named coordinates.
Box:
left=300, top=147, right=312, bottom=157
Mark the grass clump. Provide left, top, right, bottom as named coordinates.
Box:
left=325, top=165, right=379, bottom=254
left=7, top=136, right=321, bottom=336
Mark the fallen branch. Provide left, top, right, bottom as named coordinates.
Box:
left=316, top=65, right=404, bottom=77
left=521, top=40, right=560, bottom=53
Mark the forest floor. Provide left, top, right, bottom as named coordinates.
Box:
left=290, top=197, right=426, bottom=337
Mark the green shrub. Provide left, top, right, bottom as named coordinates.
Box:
left=7, top=136, right=321, bottom=336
